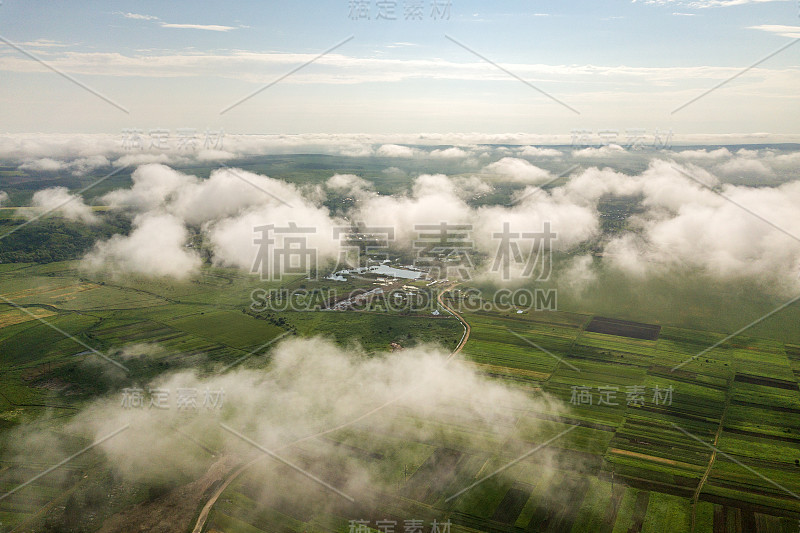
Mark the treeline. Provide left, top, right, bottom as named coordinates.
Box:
left=0, top=214, right=131, bottom=264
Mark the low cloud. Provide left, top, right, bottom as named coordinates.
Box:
left=518, top=146, right=562, bottom=158
left=18, top=157, right=65, bottom=172
left=715, top=156, right=771, bottom=179
left=558, top=255, right=598, bottom=295
left=113, top=343, right=166, bottom=361
left=483, top=157, right=552, bottom=184
left=326, top=173, right=374, bottom=194
left=376, top=144, right=416, bottom=158
left=82, top=213, right=201, bottom=279
left=674, top=148, right=733, bottom=161
left=14, top=337, right=566, bottom=506
left=2, top=134, right=800, bottom=171
left=596, top=162, right=800, bottom=288
left=11, top=144, right=790, bottom=290
left=19, top=155, right=110, bottom=176
left=22, top=187, right=98, bottom=223
left=429, top=147, right=470, bottom=159
left=572, top=144, right=627, bottom=158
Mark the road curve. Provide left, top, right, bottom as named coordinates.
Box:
left=192, top=283, right=470, bottom=533
left=437, top=282, right=470, bottom=358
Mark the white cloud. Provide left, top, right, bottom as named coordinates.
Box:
left=207, top=203, right=342, bottom=272
left=0, top=191, right=8, bottom=206
left=6, top=138, right=800, bottom=289
left=83, top=213, right=201, bottom=279
left=19, top=155, right=110, bottom=176
left=382, top=167, right=406, bottom=179
left=354, top=174, right=474, bottom=244
left=16, top=39, right=71, bottom=48
left=23, top=187, right=98, bottom=223
left=671, top=147, right=797, bottom=181
left=429, top=147, right=470, bottom=159
left=104, top=164, right=333, bottom=227
left=0, top=134, right=123, bottom=161
left=18, top=158, right=66, bottom=172
left=674, top=148, right=732, bottom=160
left=518, top=146, right=562, bottom=158
left=103, top=164, right=196, bottom=212
left=112, top=152, right=191, bottom=168
left=0, top=48, right=796, bottom=93
left=168, top=167, right=307, bottom=226
left=453, top=176, right=493, bottom=198
left=195, top=149, right=236, bottom=162
left=558, top=255, right=598, bottom=295
left=116, top=11, right=237, bottom=31
left=98, top=164, right=344, bottom=276
left=159, top=23, right=237, bottom=32
left=749, top=24, right=800, bottom=39
left=118, top=12, right=159, bottom=21
left=572, top=144, right=628, bottom=158
left=351, top=172, right=599, bottom=279
left=1, top=134, right=798, bottom=166
left=376, top=144, right=415, bottom=157
left=14, top=336, right=565, bottom=499
left=715, top=156, right=771, bottom=179
left=483, top=157, right=552, bottom=184
left=599, top=161, right=800, bottom=289
left=71, top=155, right=111, bottom=174
left=326, top=173, right=373, bottom=193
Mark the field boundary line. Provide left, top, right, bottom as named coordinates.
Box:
left=191, top=281, right=471, bottom=533
left=0, top=425, right=129, bottom=503
left=219, top=423, right=355, bottom=502
left=672, top=423, right=800, bottom=502
left=672, top=292, right=800, bottom=371
left=506, top=327, right=580, bottom=372
left=445, top=425, right=578, bottom=502
left=0, top=295, right=129, bottom=373
left=689, top=375, right=731, bottom=532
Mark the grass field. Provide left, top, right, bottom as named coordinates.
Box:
left=196, top=287, right=800, bottom=533
left=1, top=264, right=799, bottom=532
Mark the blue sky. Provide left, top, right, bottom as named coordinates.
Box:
left=0, top=0, right=798, bottom=135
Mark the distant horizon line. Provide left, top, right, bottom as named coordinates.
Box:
left=2, top=131, right=800, bottom=146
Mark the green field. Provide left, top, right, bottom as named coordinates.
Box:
left=197, top=289, right=800, bottom=533
left=1, top=262, right=799, bottom=533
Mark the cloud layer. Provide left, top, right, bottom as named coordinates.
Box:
left=5, top=138, right=797, bottom=290
left=9, top=338, right=567, bottom=508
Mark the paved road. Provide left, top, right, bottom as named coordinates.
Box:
left=191, top=283, right=470, bottom=533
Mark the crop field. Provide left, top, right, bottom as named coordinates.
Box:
left=0, top=262, right=466, bottom=531
left=1, top=266, right=799, bottom=532
left=585, top=317, right=662, bottom=341
left=1, top=1, right=799, bottom=525
left=196, top=289, right=800, bottom=533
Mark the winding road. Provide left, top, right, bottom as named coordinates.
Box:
left=191, top=283, right=470, bottom=533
